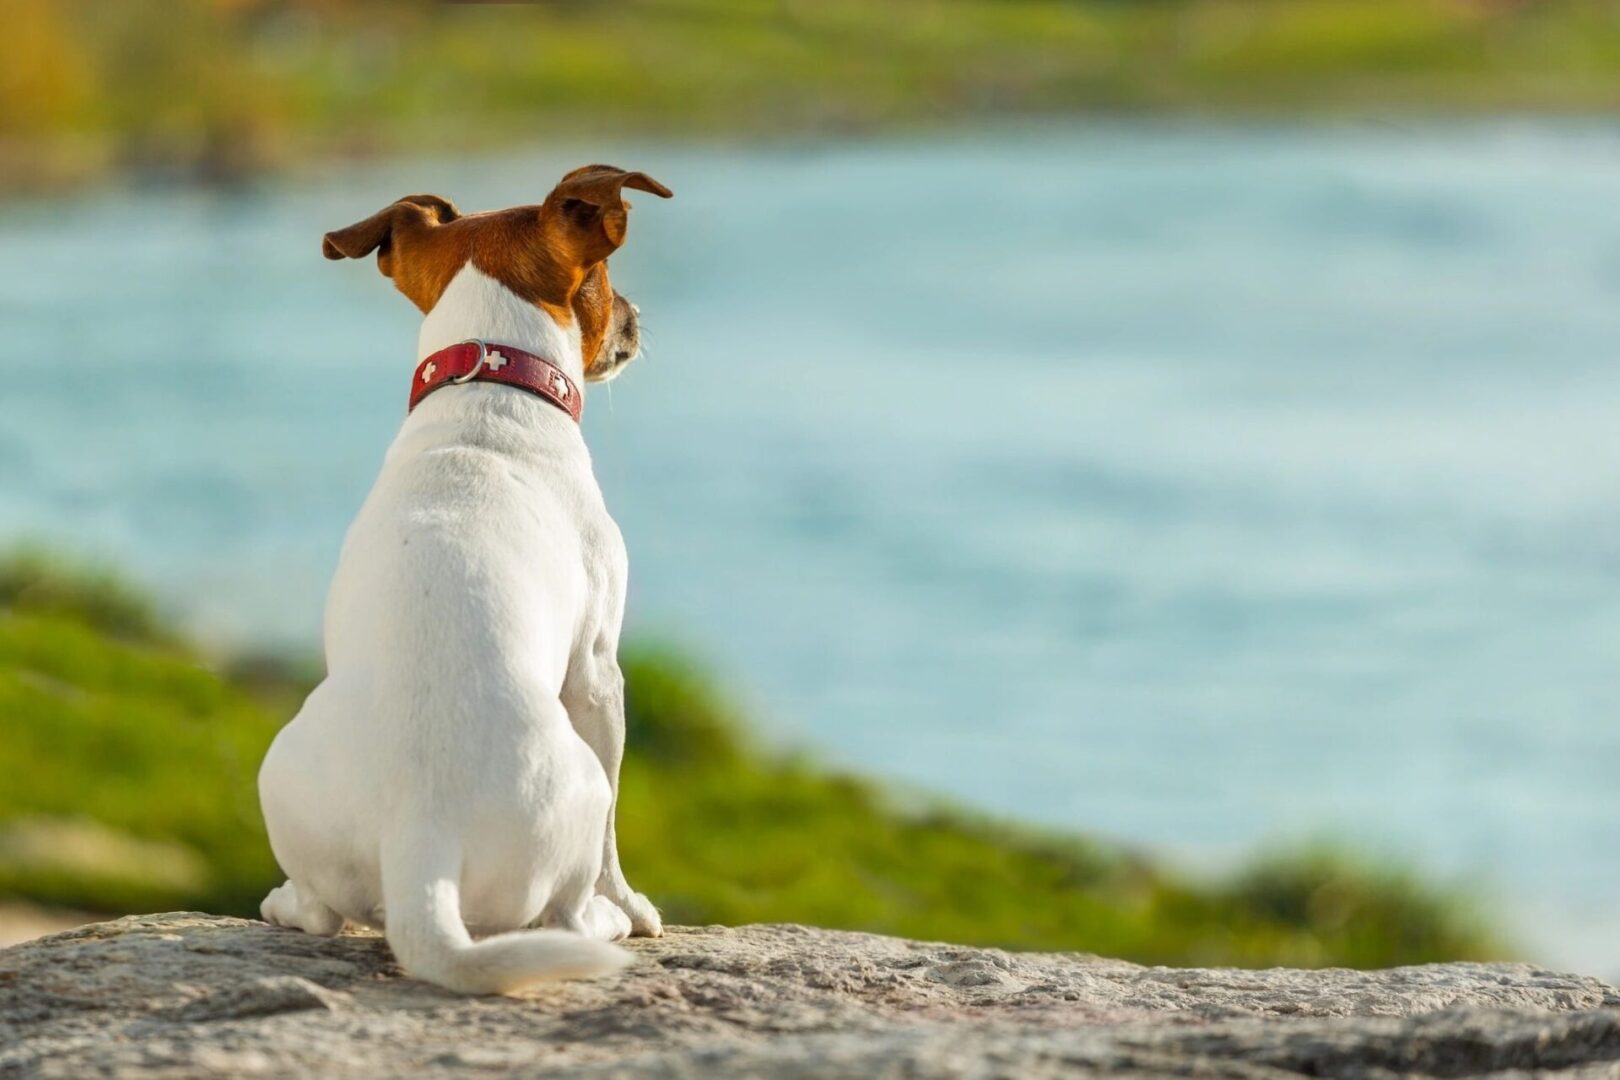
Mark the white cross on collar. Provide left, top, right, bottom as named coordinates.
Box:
left=485, top=349, right=508, bottom=371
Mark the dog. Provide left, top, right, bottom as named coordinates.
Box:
left=257, top=165, right=672, bottom=995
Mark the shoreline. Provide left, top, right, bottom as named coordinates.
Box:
left=0, top=552, right=1506, bottom=971
left=8, top=107, right=1620, bottom=203
left=11, top=107, right=1620, bottom=208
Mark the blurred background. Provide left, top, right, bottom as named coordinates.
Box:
left=2, top=0, right=1617, bottom=976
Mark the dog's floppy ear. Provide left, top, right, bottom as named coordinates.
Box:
left=321, top=194, right=460, bottom=275
left=543, top=165, right=671, bottom=266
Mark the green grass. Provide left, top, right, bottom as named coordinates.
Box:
left=0, top=554, right=1499, bottom=967
left=4, top=0, right=1620, bottom=191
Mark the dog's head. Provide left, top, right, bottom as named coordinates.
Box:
left=321, top=165, right=671, bottom=382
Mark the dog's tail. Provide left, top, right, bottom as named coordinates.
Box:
left=381, top=832, right=630, bottom=995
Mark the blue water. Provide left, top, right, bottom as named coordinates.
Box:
left=3, top=123, right=1618, bottom=972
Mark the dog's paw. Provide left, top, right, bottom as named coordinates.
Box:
left=583, top=895, right=633, bottom=942
left=261, top=881, right=298, bottom=927
left=619, top=891, right=663, bottom=938
left=260, top=880, right=343, bottom=936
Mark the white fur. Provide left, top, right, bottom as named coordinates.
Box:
left=258, top=265, right=660, bottom=996
left=418, top=266, right=584, bottom=379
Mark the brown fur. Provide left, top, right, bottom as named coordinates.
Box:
left=322, top=166, right=672, bottom=379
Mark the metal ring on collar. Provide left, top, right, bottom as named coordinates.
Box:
left=449, top=339, right=489, bottom=385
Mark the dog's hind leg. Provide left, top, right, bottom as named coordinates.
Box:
left=261, top=880, right=345, bottom=936
left=562, top=638, right=663, bottom=938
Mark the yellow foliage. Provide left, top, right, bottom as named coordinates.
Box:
left=0, top=0, right=99, bottom=135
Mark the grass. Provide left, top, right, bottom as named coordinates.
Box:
left=4, top=0, right=1620, bottom=192
left=0, top=553, right=1500, bottom=967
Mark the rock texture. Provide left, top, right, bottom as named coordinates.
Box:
left=2, top=913, right=1618, bottom=1078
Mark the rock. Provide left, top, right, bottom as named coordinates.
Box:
left=1, top=913, right=1616, bottom=1078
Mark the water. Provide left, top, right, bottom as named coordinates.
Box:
left=3, top=123, right=1617, bottom=973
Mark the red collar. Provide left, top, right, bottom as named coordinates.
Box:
left=409, top=340, right=583, bottom=424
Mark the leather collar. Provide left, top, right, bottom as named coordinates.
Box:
left=409, top=340, right=583, bottom=424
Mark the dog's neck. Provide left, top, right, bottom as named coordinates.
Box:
left=418, top=265, right=587, bottom=388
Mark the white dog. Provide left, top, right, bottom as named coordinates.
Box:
left=257, top=165, right=672, bottom=995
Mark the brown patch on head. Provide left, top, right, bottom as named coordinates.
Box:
left=322, top=165, right=671, bottom=376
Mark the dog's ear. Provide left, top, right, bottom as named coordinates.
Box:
left=321, top=195, right=460, bottom=276
left=543, top=165, right=671, bottom=267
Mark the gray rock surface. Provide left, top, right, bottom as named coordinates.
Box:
left=2, top=912, right=1617, bottom=1077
